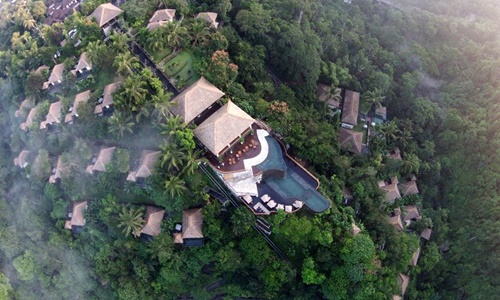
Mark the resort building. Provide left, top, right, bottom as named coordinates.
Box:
left=378, top=177, right=401, bottom=203
left=420, top=228, right=432, bottom=241
left=42, top=64, right=65, bottom=91
left=20, top=106, right=39, bottom=131
left=65, top=90, right=90, bottom=124
left=88, top=3, right=123, bottom=35
left=387, top=148, right=402, bottom=160
left=174, top=208, right=204, bottom=247
left=403, top=205, right=421, bottom=226
left=15, top=98, right=34, bottom=118
left=195, top=12, right=219, bottom=29
left=40, top=101, right=62, bottom=130
left=86, top=146, right=116, bottom=174
left=127, top=150, right=161, bottom=183
left=170, top=77, right=224, bottom=124
left=71, top=52, right=92, bottom=78
left=49, top=155, right=66, bottom=184
left=340, top=90, right=360, bottom=128
left=396, top=273, right=409, bottom=298
left=410, top=247, right=421, bottom=267
left=95, top=81, right=121, bottom=116
left=44, top=0, right=81, bottom=25
left=65, top=201, right=88, bottom=234
left=399, top=176, right=419, bottom=196
left=147, top=9, right=176, bottom=31
left=140, top=206, right=165, bottom=241
left=316, top=84, right=340, bottom=110
left=339, top=127, right=364, bottom=155
left=14, top=150, right=31, bottom=169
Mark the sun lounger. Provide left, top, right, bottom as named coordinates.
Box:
left=277, top=204, right=284, bottom=210
left=285, top=205, right=293, bottom=213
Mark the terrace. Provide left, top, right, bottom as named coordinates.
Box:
left=207, top=126, right=331, bottom=215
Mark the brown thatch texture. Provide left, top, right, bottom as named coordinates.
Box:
left=341, top=90, right=359, bottom=126
left=65, top=90, right=91, bottom=123
left=339, top=128, right=363, bottom=154
left=170, top=77, right=224, bottom=124
left=40, top=101, right=62, bottom=129
left=140, top=206, right=165, bottom=237
left=182, top=208, right=204, bottom=239
left=194, top=101, right=254, bottom=156
left=195, top=12, right=219, bottom=28
left=88, top=3, right=123, bottom=27
left=127, top=150, right=161, bottom=182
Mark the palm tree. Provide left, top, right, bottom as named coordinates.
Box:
left=120, top=76, right=148, bottom=112
left=152, top=89, right=175, bottom=121
left=164, top=22, right=188, bottom=50
left=164, top=175, right=187, bottom=198
left=117, top=205, right=145, bottom=237
left=182, top=149, right=201, bottom=177
left=109, top=32, right=130, bottom=53
left=108, top=111, right=134, bottom=139
left=147, top=28, right=166, bottom=53
left=379, top=120, right=399, bottom=144
left=365, top=88, right=385, bottom=110
left=159, top=142, right=186, bottom=172
left=113, top=52, right=139, bottom=76
left=401, top=153, right=421, bottom=174
left=160, top=115, right=185, bottom=137
left=86, top=40, right=105, bottom=65
left=189, top=21, right=211, bottom=48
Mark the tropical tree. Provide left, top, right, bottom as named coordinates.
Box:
left=164, top=175, right=187, bottom=198
left=364, top=88, right=386, bottom=109
left=108, top=111, right=134, bottom=139
left=115, top=75, right=149, bottom=112
left=147, top=28, right=166, bottom=52
left=159, top=142, right=186, bottom=172
left=230, top=207, right=255, bottom=236
left=113, top=51, right=140, bottom=76
left=189, top=21, right=211, bottom=48
left=378, top=120, right=399, bottom=145
left=117, top=205, right=145, bottom=237
left=182, top=149, right=201, bottom=177
left=164, top=22, right=188, bottom=49
left=152, top=89, right=175, bottom=121
left=109, top=32, right=130, bottom=53
left=401, top=153, right=421, bottom=175
left=160, top=115, right=185, bottom=138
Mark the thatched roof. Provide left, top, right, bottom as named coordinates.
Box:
left=95, top=81, right=121, bottom=114
left=403, top=205, right=421, bottom=224
left=127, top=150, right=161, bottom=182
left=195, top=12, right=219, bottom=29
left=47, top=63, right=65, bottom=85
left=173, top=232, right=183, bottom=244
left=420, top=228, right=432, bottom=241
left=379, top=177, right=401, bottom=203
left=65, top=90, right=90, bottom=123
left=15, top=98, right=34, bottom=118
left=71, top=201, right=88, bottom=227
left=387, top=148, right=402, bottom=160
left=35, top=65, right=49, bottom=75
left=20, top=106, right=39, bottom=130
left=399, top=179, right=419, bottom=196
left=170, top=77, right=224, bottom=124
left=49, top=155, right=66, bottom=183
left=194, top=101, right=254, bottom=156
left=14, top=150, right=31, bottom=169
left=339, top=128, right=363, bottom=154
left=88, top=3, right=123, bottom=27
left=343, top=186, right=353, bottom=200
left=341, top=90, right=359, bottom=126
left=140, top=206, right=165, bottom=237
left=40, top=101, right=62, bottom=129
left=392, top=295, right=402, bottom=300
left=71, top=52, right=92, bottom=75
left=388, top=215, right=403, bottom=231
left=351, top=223, right=361, bottom=236
left=182, top=208, right=204, bottom=239
left=410, top=247, right=421, bottom=267
left=87, top=147, right=116, bottom=173
left=397, top=273, right=409, bottom=296
left=147, top=9, right=176, bottom=31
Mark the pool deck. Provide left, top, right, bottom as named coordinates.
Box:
left=207, top=126, right=331, bottom=215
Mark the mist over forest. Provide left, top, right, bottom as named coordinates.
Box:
left=0, top=0, right=499, bottom=299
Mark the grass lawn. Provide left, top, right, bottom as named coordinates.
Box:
left=148, top=47, right=173, bottom=62
left=162, top=50, right=200, bottom=88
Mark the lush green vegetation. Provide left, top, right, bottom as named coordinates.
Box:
left=0, top=0, right=498, bottom=299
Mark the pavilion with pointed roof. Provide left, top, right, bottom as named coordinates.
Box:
left=341, top=90, right=360, bottom=127
left=14, top=150, right=31, bottom=169
left=127, top=150, right=161, bottom=183
left=195, top=12, right=219, bottom=29
left=95, top=81, right=121, bottom=116
left=20, top=106, right=39, bottom=131
left=194, top=100, right=255, bottom=157
left=339, top=128, right=364, bottom=154
left=170, top=77, right=225, bottom=124
left=88, top=3, right=123, bottom=28
left=378, top=177, right=401, bottom=203
left=174, top=208, right=204, bottom=247
left=42, top=64, right=65, bottom=90
left=140, top=206, right=165, bottom=240
left=65, top=90, right=91, bottom=123
left=49, top=155, right=66, bottom=184
left=86, top=147, right=116, bottom=174
left=40, top=101, right=62, bottom=129
left=71, top=52, right=92, bottom=77
left=399, top=177, right=419, bottom=196
left=147, top=9, right=176, bottom=31
left=65, top=201, right=88, bottom=234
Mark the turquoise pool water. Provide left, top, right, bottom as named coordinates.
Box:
left=256, top=137, right=331, bottom=213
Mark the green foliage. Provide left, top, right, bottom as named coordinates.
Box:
left=13, top=250, right=36, bottom=282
